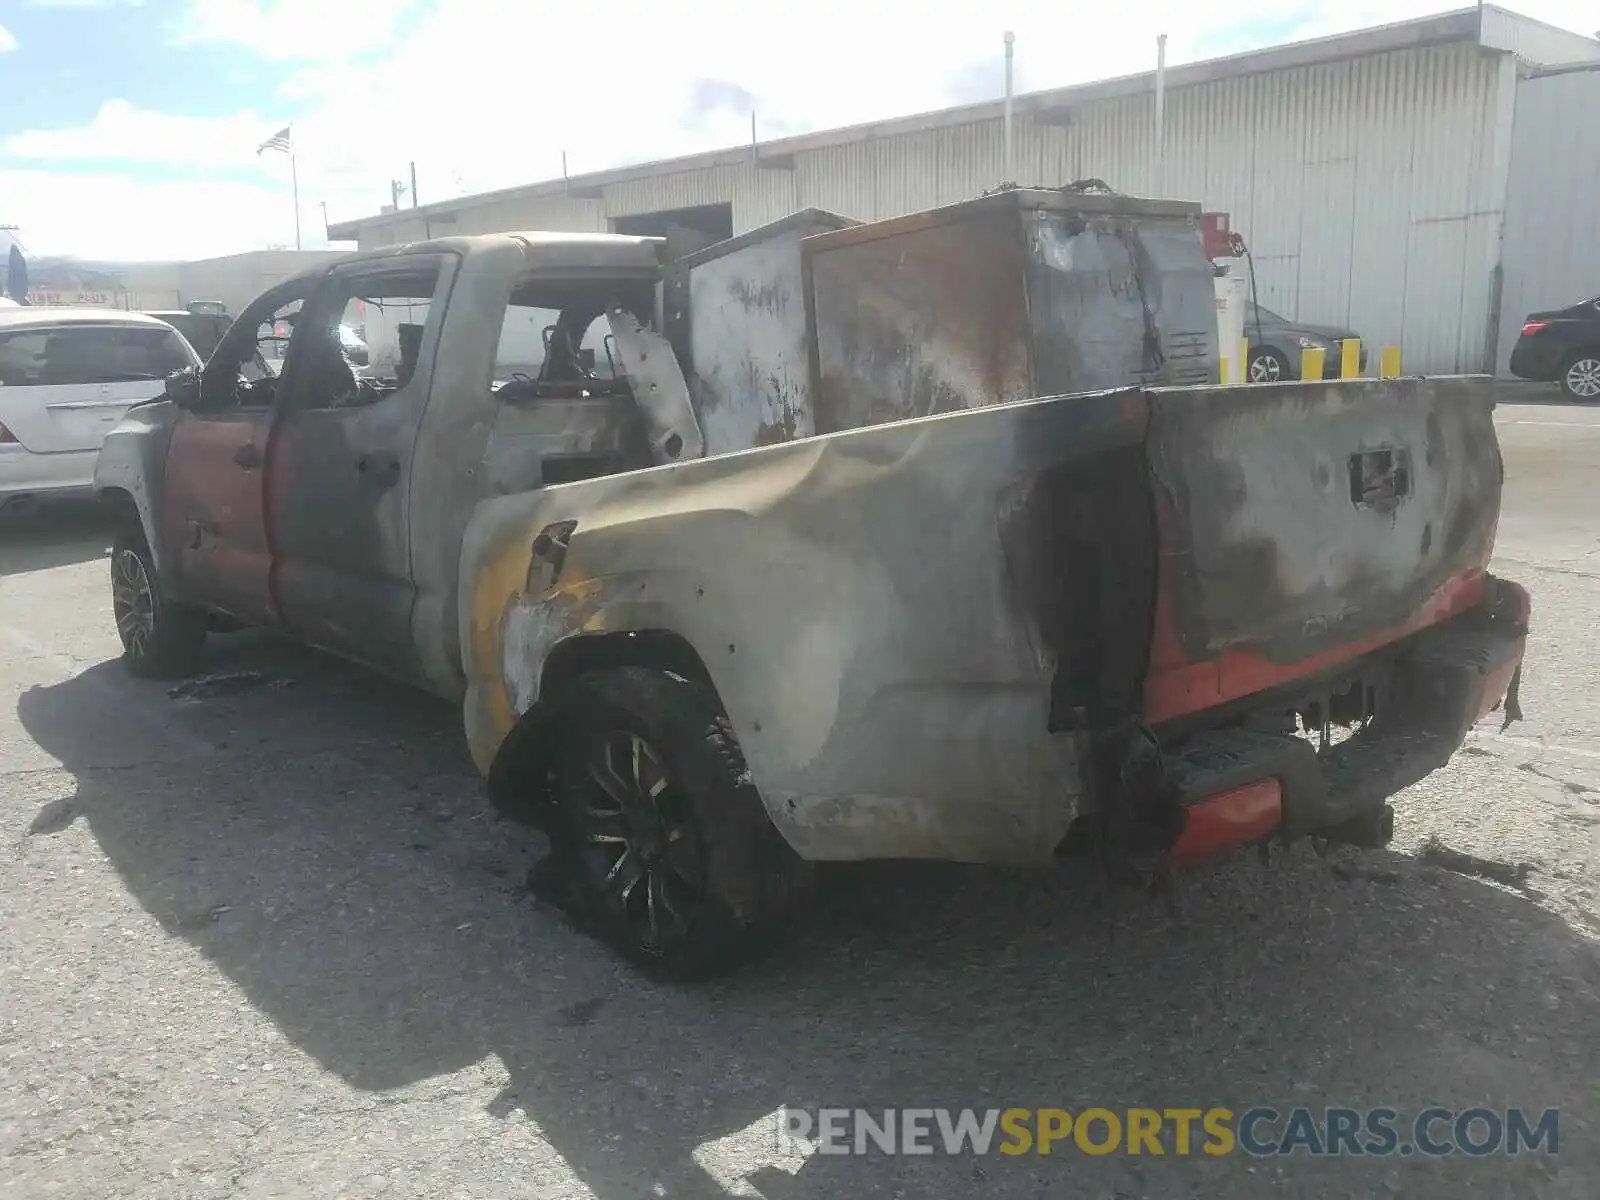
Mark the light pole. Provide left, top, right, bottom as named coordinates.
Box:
left=1003, top=31, right=1015, bottom=184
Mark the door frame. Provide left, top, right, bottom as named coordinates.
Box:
left=262, top=251, right=457, bottom=680
left=159, top=273, right=327, bottom=616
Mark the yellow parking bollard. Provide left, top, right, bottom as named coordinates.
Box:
left=1379, top=346, right=1402, bottom=378
left=1340, top=338, right=1361, bottom=379
left=1220, top=355, right=1232, bottom=384
left=1300, top=346, right=1326, bottom=380
left=1238, top=339, right=1250, bottom=382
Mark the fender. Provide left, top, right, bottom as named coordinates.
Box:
left=93, top=399, right=180, bottom=573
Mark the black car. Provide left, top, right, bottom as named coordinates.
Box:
left=1508, top=295, right=1600, bottom=400
left=143, top=310, right=232, bottom=361
left=1245, top=302, right=1367, bottom=382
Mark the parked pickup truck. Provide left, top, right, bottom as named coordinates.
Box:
left=95, top=189, right=1530, bottom=978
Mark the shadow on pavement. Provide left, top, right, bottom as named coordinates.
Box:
left=1494, top=380, right=1592, bottom=408
left=15, top=646, right=1600, bottom=1198
left=0, top=500, right=112, bottom=576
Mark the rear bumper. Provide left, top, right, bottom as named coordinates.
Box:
left=1164, top=575, right=1529, bottom=860
left=0, top=446, right=99, bottom=506
left=1509, top=341, right=1561, bottom=381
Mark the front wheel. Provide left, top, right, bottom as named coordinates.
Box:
left=549, top=667, right=811, bottom=980
left=1558, top=352, right=1600, bottom=400
left=111, top=527, right=207, bottom=678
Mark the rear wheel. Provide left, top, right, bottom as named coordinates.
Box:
left=111, top=526, right=207, bottom=678
left=548, top=667, right=811, bottom=979
left=1558, top=352, right=1600, bottom=400
left=1248, top=348, right=1289, bottom=383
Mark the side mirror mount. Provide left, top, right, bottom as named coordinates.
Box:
left=165, top=365, right=202, bottom=410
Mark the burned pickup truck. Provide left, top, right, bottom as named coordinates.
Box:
left=94, top=189, right=1529, bottom=978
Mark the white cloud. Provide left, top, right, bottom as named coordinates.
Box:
left=0, top=23, right=17, bottom=53
left=3, top=100, right=284, bottom=168
left=7, top=0, right=1598, bottom=257
left=178, top=0, right=423, bottom=62
left=0, top=168, right=301, bottom=259
left=26, top=0, right=144, bottom=9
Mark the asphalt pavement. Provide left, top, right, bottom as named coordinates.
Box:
left=1, top=390, right=1597, bottom=1198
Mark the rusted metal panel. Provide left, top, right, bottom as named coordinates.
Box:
left=807, top=199, right=1035, bottom=433
left=675, top=209, right=856, bottom=453
left=807, top=189, right=1213, bottom=431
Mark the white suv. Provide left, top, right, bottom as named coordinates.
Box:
left=0, top=308, right=202, bottom=511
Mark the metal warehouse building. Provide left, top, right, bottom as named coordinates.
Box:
left=328, top=5, right=1600, bottom=375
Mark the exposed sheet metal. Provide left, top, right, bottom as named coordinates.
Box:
left=605, top=308, right=704, bottom=464
left=1145, top=375, right=1502, bottom=665
left=464, top=371, right=1509, bottom=866
left=462, top=388, right=1151, bottom=865
left=808, top=203, right=1036, bottom=432
left=806, top=190, right=1216, bottom=434
left=673, top=210, right=856, bottom=453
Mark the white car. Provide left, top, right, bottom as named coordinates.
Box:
left=0, top=308, right=202, bottom=511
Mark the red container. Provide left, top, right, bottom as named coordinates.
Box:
left=1200, top=211, right=1234, bottom=260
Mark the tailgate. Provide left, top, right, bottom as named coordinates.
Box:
left=0, top=381, right=162, bottom=453
left=1142, top=376, right=1503, bottom=722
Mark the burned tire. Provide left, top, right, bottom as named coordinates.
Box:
left=111, top=526, right=207, bottom=679
left=549, top=667, right=811, bottom=980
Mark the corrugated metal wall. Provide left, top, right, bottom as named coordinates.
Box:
left=355, top=42, right=1515, bottom=371
left=1495, top=66, right=1600, bottom=373
left=1480, top=6, right=1600, bottom=70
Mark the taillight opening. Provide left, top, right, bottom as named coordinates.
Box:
left=0, top=423, right=18, bottom=445
left=1521, top=320, right=1551, bottom=337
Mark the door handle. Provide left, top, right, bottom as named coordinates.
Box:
left=357, top=451, right=401, bottom=487
left=233, top=443, right=262, bottom=469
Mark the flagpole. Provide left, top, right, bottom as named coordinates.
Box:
left=256, top=125, right=300, bottom=249
left=290, top=148, right=301, bottom=251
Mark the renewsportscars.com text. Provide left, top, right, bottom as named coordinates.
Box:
left=779, top=1106, right=1559, bottom=1158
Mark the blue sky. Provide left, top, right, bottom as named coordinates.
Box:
left=0, top=1, right=1594, bottom=260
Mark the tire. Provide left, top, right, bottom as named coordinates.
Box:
left=1248, top=348, right=1290, bottom=383
left=111, top=526, right=207, bottom=679
left=546, top=666, right=812, bottom=980
left=1557, top=352, right=1600, bottom=401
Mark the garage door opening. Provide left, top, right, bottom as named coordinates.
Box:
left=612, top=203, right=733, bottom=260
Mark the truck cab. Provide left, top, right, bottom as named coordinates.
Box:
left=97, top=232, right=673, bottom=692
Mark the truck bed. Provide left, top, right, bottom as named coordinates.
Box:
left=459, top=374, right=1523, bottom=867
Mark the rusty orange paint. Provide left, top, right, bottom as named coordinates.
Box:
left=1171, top=779, right=1283, bottom=860
left=1144, top=568, right=1487, bottom=725
left=465, top=524, right=610, bottom=772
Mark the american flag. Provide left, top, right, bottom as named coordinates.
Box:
left=256, top=125, right=292, bottom=155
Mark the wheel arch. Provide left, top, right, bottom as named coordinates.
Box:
left=93, top=403, right=177, bottom=577
left=485, top=629, right=718, bottom=829
left=97, top=484, right=141, bottom=529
